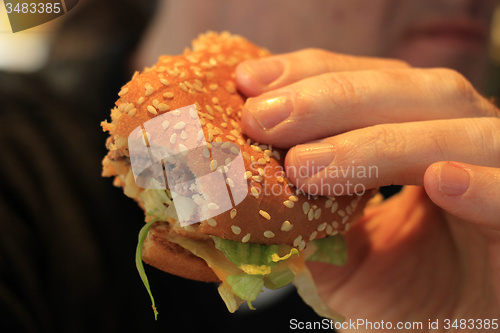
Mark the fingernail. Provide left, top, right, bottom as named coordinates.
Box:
left=293, top=142, right=335, bottom=178
left=438, top=162, right=470, bottom=196
left=246, top=93, right=293, bottom=130
left=243, top=58, right=284, bottom=85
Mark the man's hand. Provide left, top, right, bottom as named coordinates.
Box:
left=237, top=49, right=500, bottom=331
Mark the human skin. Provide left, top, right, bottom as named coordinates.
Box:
left=135, top=0, right=500, bottom=331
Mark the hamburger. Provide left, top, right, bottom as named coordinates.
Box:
left=101, top=32, right=375, bottom=321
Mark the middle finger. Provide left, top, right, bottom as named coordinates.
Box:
left=241, top=68, right=497, bottom=148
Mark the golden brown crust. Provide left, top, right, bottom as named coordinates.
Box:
left=142, top=222, right=220, bottom=283
left=102, top=32, right=375, bottom=279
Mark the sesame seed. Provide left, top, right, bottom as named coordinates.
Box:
left=118, top=87, right=129, bottom=96
left=172, top=110, right=181, bottom=116
left=252, top=176, right=263, bottom=182
left=299, top=240, right=306, bottom=251
left=184, top=81, right=193, bottom=89
left=258, top=158, right=266, bottom=165
left=251, top=187, right=259, bottom=199
left=230, top=147, right=239, bottom=154
left=214, top=105, right=223, bottom=113
left=206, top=105, right=213, bottom=115
left=331, top=201, right=339, bottom=213
left=128, top=108, right=136, bottom=116
left=244, top=171, right=253, bottom=179
left=160, top=78, right=169, bottom=86
left=179, top=82, right=188, bottom=93
left=317, top=223, right=327, bottom=231
left=170, top=133, right=177, bottom=144
left=210, top=160, right=218, bottom=171
left=326, top=225, right=333, bottom=234
left=145, top=84, right=154, bottom=96
left=308, top=209, right=314, bottom=221
left=314, top=208, right=322, bottom=220
left=283, top=200, right=294, bottom=208
left=179, top=144, right=188, bottom=155
left=325, top=200, right=333, bottom=208
left=251, top=145, right=262, bottom=153
left=209, top=57, right=217, bottom=66
left=194, top=102, right=201, bottom=110
left=338, top=210, right=346, bottom=217
left=225, top=157, right=231, bottom=165
left=203, top=147, right=210, bottom=158
left=162, top=120, right=170, bottom=129
left=281, top=221, right=292, bottom=231
left=138, top=97, right=145, bottom=104
left=208, top=202, right=219, bottom=210
left=345, top=222, right=350, bottom=231
left=293, top=235, right=302, bottom=247
left=159, top=103, right=170, bottom=111
left=207, top=218, right=217, bottom=227
left=226, top=135, right=236, bottom=141
left=302, top=202, right=310, bottom=215
left=346, top=206, right=352, bottom=215
left=124, top=103, right=134, bottom=112
left=209, top=83, right=218, bottom=91
left=226, top=178, right=234, bottom=187
left=332, top=221, right=339, bottom=229
left=264, top=231, right=275, bottom=238
left=342, top=215, right=349, bottom=224
left=350, top=199, right=358, bottom=209
left=197, top=129, right=206, bottom=140
left=273, top=150, right=280, bottom=160
left=277, top=176, right=284, bottom=182
left=174, top=122, right=186, bottom=130
left=289, top=195, right=299, bottom=202
left=181, top=130, right=187, bottom=140
left=231, top=225, right=241, bottom=235
left=147, top=105, right=157, bottom=115
left=263, top=154, right=270, bottom=162
left=226, top=107, right=233, bottom=116
left=230, top=129, right=241, bottom=138
left=190, top=108, right=198, bottom=119
left=331, top=230, right=339, bottom=236
left=243, top=152, right=250, bottom=160
left=259, top=210, right=271, bottom=220
left=193, top=84, right=203, bottom=92
left=309, top=231, right=318, bottom=241
left=241, top=233, right=251, bottom=243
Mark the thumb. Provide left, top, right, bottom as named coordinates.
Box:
left=423, top=161, right=500, bottom=231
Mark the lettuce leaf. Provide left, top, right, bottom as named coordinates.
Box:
left=212, top=236, right=298, bottom=275
left=307, top=234, right=347, bottom=266
left=225, top=273, right=264, bottom=302
left=138, top=189, right=171, bottom=220
left=135, top=218, right=160, bottom=320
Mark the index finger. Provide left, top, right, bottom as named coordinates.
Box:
left=236, top=48, right=410, bottom=97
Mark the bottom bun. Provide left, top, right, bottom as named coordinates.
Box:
left=142, top=223, right=220, bottom=283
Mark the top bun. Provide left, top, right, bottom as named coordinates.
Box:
left=102, top=32, right=374, bottom=249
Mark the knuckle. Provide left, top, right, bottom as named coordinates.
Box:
left=437, top=68, right=478, bottom=105
left=320, top=72, right=361, bottom=109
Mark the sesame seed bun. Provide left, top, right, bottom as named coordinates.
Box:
left=101, top=32, right=374, bottom=282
